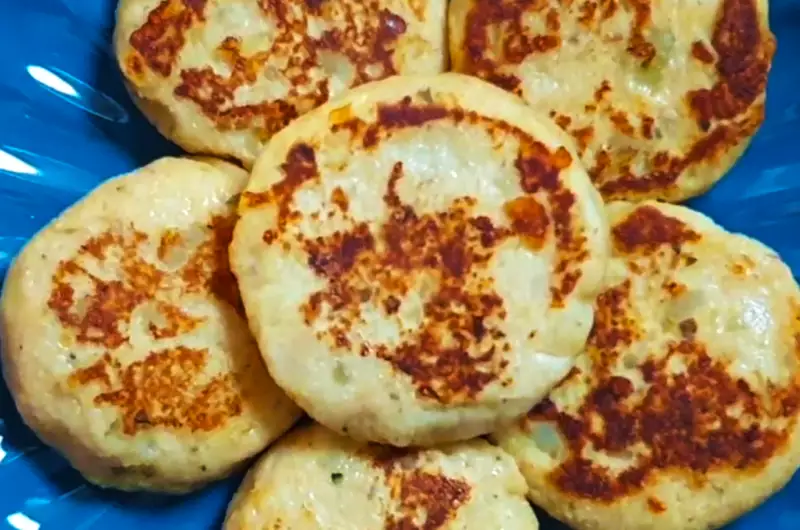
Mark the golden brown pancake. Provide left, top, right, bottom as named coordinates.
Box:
left=230, top=73, right=610, bottom=447
left=449, top=0, right=775, bottom=202
left=115, top=0, right=448, bottom=167
left=0, top=157, right=301, bottom=493
left=224, top=422, right=539, bottom=530
left=494, top=201, right=800, bottom=530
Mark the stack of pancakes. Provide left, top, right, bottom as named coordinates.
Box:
left=1, top=1, right=796, bottom=529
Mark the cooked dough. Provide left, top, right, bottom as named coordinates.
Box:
left=494, top=201, right=800, bottom=530
left=230, top=73, right=610, bottom=446
left=449, top=0, right=775, bottom=202
left=0, top=157, right=302, bottom=493
left=223, top=422, right=538, bottom=530
left=115, top=0, right=448, bottom=167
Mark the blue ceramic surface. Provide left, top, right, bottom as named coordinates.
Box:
left=0, top=1, right=798, bottom=528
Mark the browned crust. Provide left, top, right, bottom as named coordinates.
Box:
left=372, top=449, right=472, bottom=529
left=49, top=215, right=246, bottom=435
left=70, top=347, right=242, bottom=435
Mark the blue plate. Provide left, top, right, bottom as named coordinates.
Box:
left=0, top=1, right=799, bottom=529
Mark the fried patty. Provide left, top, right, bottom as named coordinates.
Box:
left=449, top=0, right=775, bottom=202
left=224, top=422, right=539, bottom=530
left=0, top=157, right=301, bottom=493
left=230, top=73, right=610, bottom=446
left=494, top=201, right=800, bottom=530
left=115, top=0, right=448, bottom=167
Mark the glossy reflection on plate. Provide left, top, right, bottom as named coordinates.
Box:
left=0, top=0, right=799, bottom=529
left=26, top=64, right=129, bottom=123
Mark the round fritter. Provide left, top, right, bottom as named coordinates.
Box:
left=115, top=0, right=448, bottom=167
left=230, top=73, right=610, bottom=446
left=449, top=0, right=775, bottom=202
left=223, top=422, right=538, bottom=530
left=493, top=201, right=800, bottom=530
left=0, top=157, right=302, bottom=493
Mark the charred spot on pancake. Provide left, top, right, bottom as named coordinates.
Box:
left=486, top=73, right=524, bottom=94
left=461, top=0, right=562, bottom=87
left=129, top=0, right=207, bottom=77
left=125, top=54, right=146, bottom=81
left=70, top=347, right=242, bottom=435
left=577, top=0, right=618, bottom=26
left=578, top=2, right=598, bottom=26
left=157, top=229, right=183, bottom=262
left=551, top=111, right=573, bottom=131
left=594, top=81, right=613, bottom=103
left=587, top=280, right=640, bottom=369
left=730, top=259, right=751, bottom=276
left=687, top=0, right=774, bottom=128
left=171, top=2, right=409, bottom=137
left=306, top=223, right=376, bottom=279
left=640, top=115, right=656, bottom=139
left=571, top=126, right=596, bottom=154
left=303, top=0, right=326, bottom=13
left=148, top=302, right=206, bottom=339
left=610, top=111, right=636, bottom=137
left=505, top=33, right=561, bottom=62
left=373, top=450, right=472, bottom=530
left=383, top=295, right=402, bottom=315
left=504, top=196, right=550, bottom=251
left=692, top=41, right=716, bottom=64
left=647, top=497, right=667, bottom=513
left=516, top=142, right=573, bottom=193
left=625, top=0, right=656, bottom=66
left=242, top=142, right=320, bottom=236
left=71, top=353, right=114, bottom=388
left=384, top=470, right=471, bottom=529
left=336, top=97, right=462, bottom=149
left=262, top=230, right=278, bottom=245
left=378, top=97, right=451, bottom=129
left=331, top=187, right=350, bottom=213
left=662, top=279, right=688, bottom=298
left=612, top=206, right=701, bottom=255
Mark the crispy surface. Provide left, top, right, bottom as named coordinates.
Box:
left=449, top=0, right=775, bottom=202
left=115, top=0, right=448, bottom=166
left=0, top=157, right=301, bottom=493
left=231, top=73, right=609, bottom=446
left=494, top=201, right=800, bottom=530
left=223, top=422, right=538, bottom=530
